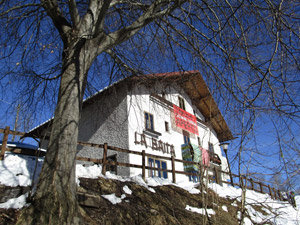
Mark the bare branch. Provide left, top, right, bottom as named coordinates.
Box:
left=68, top=0, right=80, bottom=27
left=41, top=0, right=71, bottom=43
left=99, top=0, right=186, bottom=53
left=105, top=49, right=140, bottom=75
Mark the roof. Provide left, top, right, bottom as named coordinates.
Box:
left=25, top=70, right=233, bottom=142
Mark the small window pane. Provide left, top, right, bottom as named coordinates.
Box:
left=165, top=121, right=169, bottom=132
left=149, top=158, right=155, bottom=177
left=162, top=162, right=167, bottom=179
left=155, top=160, right=161, bottom=177
left=145, top=112, right=154, bottom=131
left=178, top=96, right=185, bottom=110
left=150, top=114, right=154, bottom=130
left=197, top=137, right=202, bottom=146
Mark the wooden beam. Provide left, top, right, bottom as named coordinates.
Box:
left=150, top=93, right=173, bottom=107
left=5, top=148, right=46, bottom=157
left=192, top=95, right=211, bottom=104
left=0, top=128, right=26, bottom=136
left=0, top=126, right=10, bottom=160
left=205, top=113, right=221, bottom=123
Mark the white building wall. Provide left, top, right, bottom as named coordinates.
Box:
left=126, top=82, right=229, bottom=183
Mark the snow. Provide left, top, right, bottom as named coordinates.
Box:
left=123, top=185, right=132, bottom=195
left=75, top=164, right=103, bottom=185
left=101, top=193, right=122, bottom=205
left=185, top=205, right=215, bottom=216
left=0, top=153, right=43, bottom=187
left=0, top=152, right=299, bottom=225
left=222, top=205, right=228, bottom=212
left=0, top=193, right=29, bottom=209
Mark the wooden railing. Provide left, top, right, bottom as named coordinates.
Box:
left=0, top=126, right=46, bottom=159
left=0, top=126, right=288, bottom=201
left=76, top=141, right=288, bottom=201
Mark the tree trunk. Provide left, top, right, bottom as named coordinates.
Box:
left=17, top=41, right=95, bottom=224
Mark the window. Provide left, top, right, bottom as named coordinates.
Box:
left=145, top=112, right=154, bottom=131
left=148, top=158, right=167, bottom=179
left=178, top=96, right=186, bottom=110
left=197, top=137, right=202, bottom=146
left=165, top=121, right=169, bottom=132
left=208, top=142, right=214, bottom=154
left=183, top=130, right=190, bottom=144
left=189, top=172, right=199, bottom=183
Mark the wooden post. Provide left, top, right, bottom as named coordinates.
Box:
left=101, top=143, right=108, bottom=175
left=249, top=178, right=254, bottom=190
left=214, top=167, right=219, bottom=184
left=142, top=150, right=145, bottom=181
left=273, top=188, right=277, bottom=199
left=224, top=149, right=234, bottom=186
left=171, top=155, right=176, bottom=183
left=0, top=126, right=10, bottom=160
left=278, top=190, right=282, bottom=200
left=259, top=182, right=263, bottom=193
left=198, top=163, right=202, bottom=189
left=268, top=185, right=273, bottom=198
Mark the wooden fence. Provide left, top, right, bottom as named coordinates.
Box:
left=0, top=126, right=288, bottom=201
left=76, top=141, right=287, bottom=201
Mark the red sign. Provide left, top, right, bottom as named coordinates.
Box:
left=173, top=105, right=199, bottom=135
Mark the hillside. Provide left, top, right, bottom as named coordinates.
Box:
left=0, top=153, right=299, bottom=224
left=77, top=176, right=266, bottom=225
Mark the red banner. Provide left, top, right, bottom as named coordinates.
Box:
left=173, top=105, right=199, bottom=135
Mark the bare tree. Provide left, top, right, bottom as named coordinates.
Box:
left=0, top=0, right=300, bottom=224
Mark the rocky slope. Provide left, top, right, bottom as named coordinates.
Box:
left=0, top=176, right=286, bottom=224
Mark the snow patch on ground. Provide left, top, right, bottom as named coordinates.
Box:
left=0, top=153, right=43, bottom=187
left=185, top=205, right=215, bottom=216
left=123, top=185, right=132, bottom=195
left=222, top=205, right=228, bottom=212
left=75, top=164, right=103, bottom=185
left=0, top=193, right=29, bottom=209
left=101, top=193, right=122, bottom=205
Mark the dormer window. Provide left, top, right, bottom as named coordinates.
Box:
left=178, top=96, right=185, bottom=110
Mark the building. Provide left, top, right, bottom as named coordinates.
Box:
left=27, top=71, right=234, bottom=183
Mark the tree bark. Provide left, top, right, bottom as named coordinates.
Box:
left=17, top=41, right=95, bottom=224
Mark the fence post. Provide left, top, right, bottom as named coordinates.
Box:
left=273, top=188, right=277, bottom=199
left=277, top=190, right=282, bottom=200
left=142, top=150, right=145, bottom=181
left=259, top=182, right=263, bottom=193
left=249, top=178, right=254, bottom=190
left=268, top=185, right=273, bottom=198
left=171, top=155, right=176, bottom=183
left=0, top=126, right=10, bottom=160
left=214, top=167, right=219, bottom=184
left=101, top=143, right=108, bottom=175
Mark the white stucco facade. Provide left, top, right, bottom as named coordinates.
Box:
left=126, top=82, right=229, bottom=183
